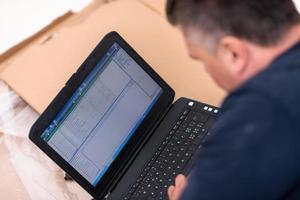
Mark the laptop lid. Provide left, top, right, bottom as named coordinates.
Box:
left=29, top=32, right=175, bottom=199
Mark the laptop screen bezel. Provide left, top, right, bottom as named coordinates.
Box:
left=29, top=32, right=175, bottom=199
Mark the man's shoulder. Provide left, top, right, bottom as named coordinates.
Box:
left=229, top=54, right=300, bottom=125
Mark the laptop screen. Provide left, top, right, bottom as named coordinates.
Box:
left=40, top=43, right=163, bottom=186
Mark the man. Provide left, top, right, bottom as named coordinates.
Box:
left=165, top=0, right=300, bottom=199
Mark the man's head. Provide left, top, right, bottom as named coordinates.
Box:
left=166, top=0, right=300, bottom=91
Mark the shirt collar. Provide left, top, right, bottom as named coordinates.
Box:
left=268, top=41, right=300, bottom=69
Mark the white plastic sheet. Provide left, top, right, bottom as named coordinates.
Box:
left=0, top=80, right=91, bottom=200
left=0, top=81, right=38, bottom=137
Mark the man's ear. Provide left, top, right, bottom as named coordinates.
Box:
left=217, top=36, right=249, bottom=76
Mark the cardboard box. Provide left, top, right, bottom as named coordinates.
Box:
left=0, top=0, right=225, bottom=114
left=139, top=0, right=166, bottom=16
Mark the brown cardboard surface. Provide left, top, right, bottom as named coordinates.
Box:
left=0, top=0, right=225, bottom=114
left=0, top=140, right=31, bottom=200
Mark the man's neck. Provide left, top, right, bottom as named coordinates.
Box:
left=245, top=24, right=300, bottom=78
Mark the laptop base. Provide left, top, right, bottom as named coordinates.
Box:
left=108, top=98, right=218, bottom=200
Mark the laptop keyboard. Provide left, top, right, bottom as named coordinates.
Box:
left=124, top=109, right=210, bottom=200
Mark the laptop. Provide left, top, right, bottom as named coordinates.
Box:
left=29, top=32, right=219, bottom=200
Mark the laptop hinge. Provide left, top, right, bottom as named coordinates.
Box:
left=104, top=192, right=110, bottom=200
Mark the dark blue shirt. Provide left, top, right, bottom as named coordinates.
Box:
left=181, top=43, right=300, bottom=200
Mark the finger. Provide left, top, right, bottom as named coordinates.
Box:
left=172, top=175, right=188, bottom=200
left=168, top=185, right=175, bottom=198
left=168, top=175, right=188, bottom=200
left=175, top=174, right=187, bottom=186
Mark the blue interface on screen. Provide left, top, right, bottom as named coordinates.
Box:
left=41, top=43, right=162, bottom=186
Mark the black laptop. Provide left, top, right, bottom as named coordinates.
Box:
left=29, top=32, right=219, bottom=200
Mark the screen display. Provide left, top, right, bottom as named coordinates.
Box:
left=41, top=43, right=162, bottom=186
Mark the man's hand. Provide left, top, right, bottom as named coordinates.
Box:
left=168, top=174, right=187, bottom=200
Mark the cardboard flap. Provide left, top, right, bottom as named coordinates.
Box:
left=139, top=0, right=166, bottom=16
